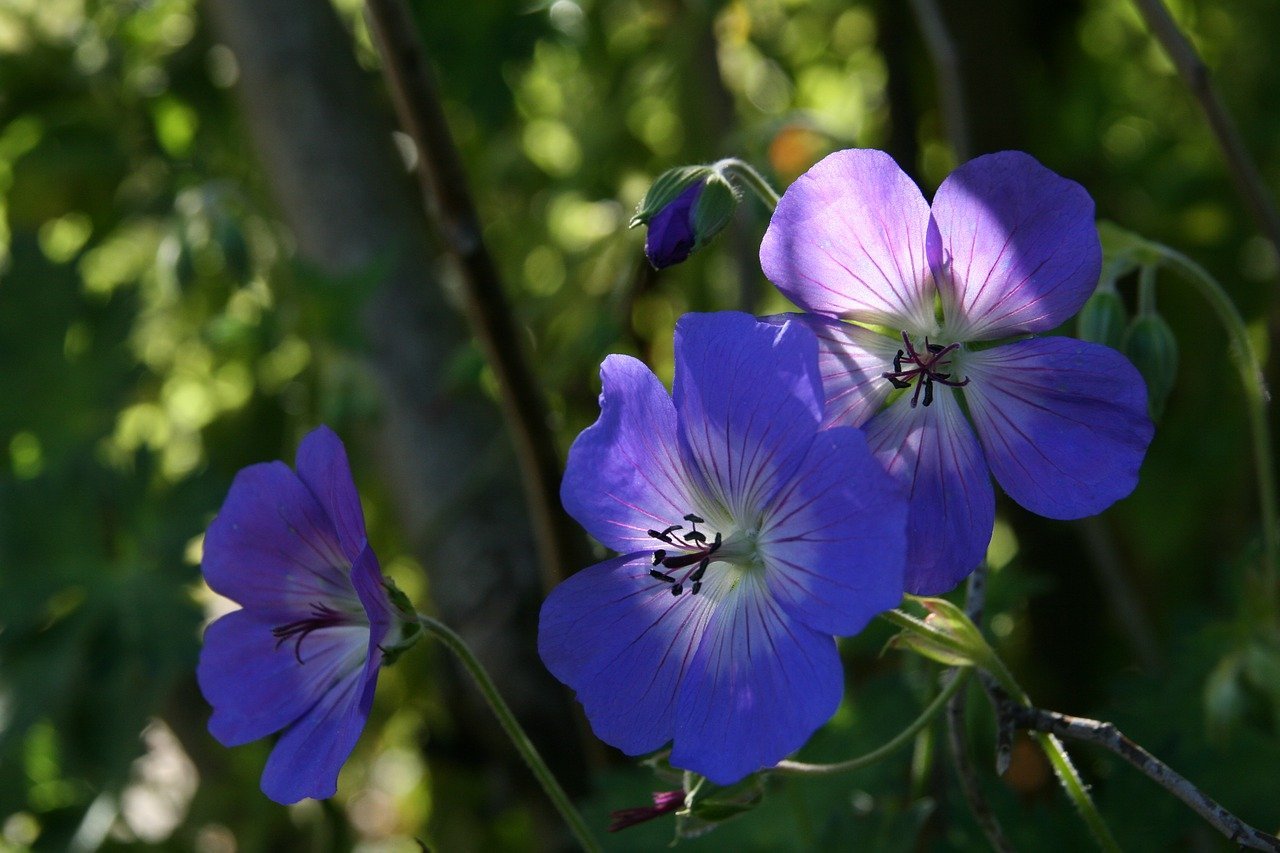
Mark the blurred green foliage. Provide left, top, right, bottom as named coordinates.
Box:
left=1, top=0, right=1280, bottom=849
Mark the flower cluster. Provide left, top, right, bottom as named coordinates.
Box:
left=197, top=147, right=1155, bottom=809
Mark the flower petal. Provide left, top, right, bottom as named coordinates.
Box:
left=928, top=151, right=1101, bottom=340
left=349, top=544, right=396, bottom=646
left=197, top=608, right=368, bottom=748
left=560, top=355, right=702, bottom=553
left=203, top=461, right=353, bottom=620
left=671, top=572, right=841, bottom=785
left=761, top=426, right=906, bottom=636
left=961, top=337, right=1154, bottom=519
left=258, top=643, right=378, bottom=804
left=761, top=149, right=935, bottom=331
left=672, top=312, right=823, bottom=519
left=295, top=426, right=368, bottom=562
left=538, top=553, right=718, bottom=757
left=865, top=388, right=994, bottom=595
left=766, top=313, right=902, bottom=429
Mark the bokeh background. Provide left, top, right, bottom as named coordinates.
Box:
left=2, top=0, right=1280, bottom=849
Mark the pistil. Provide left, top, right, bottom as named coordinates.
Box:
left=882, top=331, right=970, bottom=407
left=646, top=513, right=722, bottom=596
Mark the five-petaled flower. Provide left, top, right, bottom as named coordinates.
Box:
left=761, top=149, right=1155, bottom=594
left=539, top=311, right=907, bottom=785
left=197, top=426, right=410, bottom=804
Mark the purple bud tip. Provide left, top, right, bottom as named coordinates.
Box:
left=608, top=790, right=684, bottom=832
left=644, top=183, right=703, bottom=269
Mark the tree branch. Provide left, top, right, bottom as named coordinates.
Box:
left=364, top=0, right=584, bottom=592
left=1130, top=0, right=1280, bottom=261
left=999, top=698, right=1280, bottom=851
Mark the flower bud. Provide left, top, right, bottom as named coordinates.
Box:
left=644, top=182, right=702, bottom=269
left=1076, top=289, right=1127, bottom=350
left=632, top=165, right=741, bottom=269
left=1123, top=313, right=1179, bottom=419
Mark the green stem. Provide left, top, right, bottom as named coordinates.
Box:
left=1151, top=243, right=1278, bottom=615
left=775, top=669, right=970, bottom=775
left=416, top=615, right=601, bottom=853
left=1137, top=264, right=1158, bottom=316
left=882, top=608, right=1121, bottom=851
left=716, top=158, right=780, bottom=210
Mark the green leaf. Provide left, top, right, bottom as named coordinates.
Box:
left=690, top=172, right=739, bottom=249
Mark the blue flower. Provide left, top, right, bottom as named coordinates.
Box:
left=760, top=149, right=1155, bottom=594
left=197, top=426, right=405, bottom=804
left=539, top=311, right=907, bottom=784
left=644, top=182, right=703, bottom=269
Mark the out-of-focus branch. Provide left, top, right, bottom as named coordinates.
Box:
left=907, top=0, right=970, bottom=162
left=1074, top=517, right=1163, bottom=669
left=1131, top=0, right=1280, bottom=260
left=999, top=697, right=1280, bottom=852
left=365, top=0, right=584, bottom=592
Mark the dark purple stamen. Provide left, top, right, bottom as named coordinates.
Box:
left=646, top=516, right=722, bottom=596
left=881, top=331, right=970, bottom=407
left=272, top=602, right=349, bottom=664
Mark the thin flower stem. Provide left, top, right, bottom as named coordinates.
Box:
left=416, top=615, right=601, bottom=853
left=774, top=669, right=970, bottom=775
left=1152, top=243, right=1278, bottom=615
left=882, top=608, right=1121, bottom=851
left=716, top=158, right=780, bottom=211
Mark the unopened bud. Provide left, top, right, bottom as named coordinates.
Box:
left=1076, top=289, right=1127, bottom=350
left=1123, top=314, right=1178, bottom=419
left=632, top=165, right=741, bottom=270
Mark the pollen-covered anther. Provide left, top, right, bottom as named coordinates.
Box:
left=646, top=514, right=722, bottom=595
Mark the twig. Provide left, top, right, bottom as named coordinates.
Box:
left=946, top=566, right=1016, bottom=851
left=1130, top=0, right=1280, bottom=260
left=907, top=0, right=970, bottom=162
left=365, top=0, right=583, bottom=592
left=998, top=698, right=1280, bottom=852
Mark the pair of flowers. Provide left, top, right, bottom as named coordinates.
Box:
left=198, top=148, right=1153, bottom=803
left=540, top=149, right=1154, bottom=783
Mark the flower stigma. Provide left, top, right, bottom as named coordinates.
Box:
left=271, top=601, right=354, bottom=664
left=881, top=330, right=970, bottom=407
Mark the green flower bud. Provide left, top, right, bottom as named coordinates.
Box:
left=1076, top=289, right=1128, bottom=350
left=631, top=165, right=742, bottom=269
left=1123, top=313, right=1179, bottom=419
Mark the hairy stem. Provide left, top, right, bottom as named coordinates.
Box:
left=717, top=158, right=780, bottom=210
left=417, top=615, right=600, bottom=852
left=774, top=669, right=969, bottom=775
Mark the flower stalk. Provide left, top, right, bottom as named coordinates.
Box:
left=416, top=615, right=601, bottom=853
left=1151, top=242, right=1278, bottom=616
left=773, top=668, right=970, bottom=775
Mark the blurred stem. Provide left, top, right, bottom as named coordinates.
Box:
left=907, top=0, right=969, bottom=162
left=717, top=159, right=779, bottom=211
left=1137, top=264, right=1158, bottom=316
left=774, top=669, right=969, bottom=775
left=1152, top=243, right=1278, bottom=617
left=417, top=615, right=601, bottom=853
left=882, top=608, right=1121, bottom=851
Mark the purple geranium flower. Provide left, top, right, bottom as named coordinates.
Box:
left=539, top=311, right=907, bottom=784
left=761, top=149, right=1155, bottom=594
left=197, top=426, right=407, bottom=804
